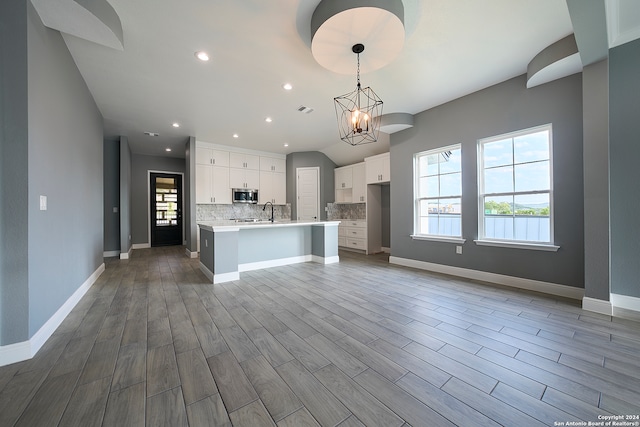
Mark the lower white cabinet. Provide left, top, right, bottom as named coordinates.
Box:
left=338, top=220, right=367, bottom=253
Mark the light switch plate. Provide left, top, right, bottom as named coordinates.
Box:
left=456, top=245, right=463, bottom=254
left=40, top=195, right=47, bottom=211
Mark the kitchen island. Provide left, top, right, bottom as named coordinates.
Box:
left=198, top=220, right=340, bottom=283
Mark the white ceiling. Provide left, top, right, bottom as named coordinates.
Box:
left=53, top=0, right=575, bottom=166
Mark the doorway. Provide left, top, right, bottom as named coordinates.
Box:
left=150, top=172, right=182, bottom=246
left=296, top=167, right=320, bottom=220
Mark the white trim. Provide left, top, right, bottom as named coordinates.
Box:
left=611, top=293, right=640, bottom=312
left=185, top=248, right=198, bottom=259
left=474, top=240, right=560, bottom=252
left=103, top=250, right=120, bottom=257
left=119, top=246, right=133, bottom=259
left=381, top=246, right=391, bottom=253
left=132, top=243, right=150, bottom=249
left=199, top=262, right=214, bottom=281
left=0, top=263, right=105, bottom=367
left=389, top=256, right=583, bottom=300
left=0, top=341, right=31, bottom=367
left=312, top=255, right=340, bottom=264
left=582, top=297, right=613, bottom=316
left=214, top=271, right=240, bottom=284
left=239, top=255, right=312, bottom=272
left=411, top=235, right=466, bottom=244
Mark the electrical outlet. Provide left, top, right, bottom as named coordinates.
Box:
left=456, top=245, right=463, bottom=254
left=113, top=206, right=118, bottom=213
left=205, top=239, right=208, bottom=248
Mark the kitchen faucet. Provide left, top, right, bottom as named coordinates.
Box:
left=263, top=201, right=274, bottom=222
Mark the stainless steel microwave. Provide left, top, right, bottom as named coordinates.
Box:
left=232, top=188, right=258, bottom=204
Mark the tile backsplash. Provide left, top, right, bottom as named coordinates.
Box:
left=197, top=203, right=291, bottom=222
left=327, top=202, right=366, bottom=220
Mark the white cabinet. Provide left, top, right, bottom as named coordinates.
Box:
left=335, top=163, right=366, bottom=203
left=365, top=152, right=390, bottom=184
left=196, top=148, right=229, bottom=167
left=260, top=156, right=285, bottom=173
left=230, top=167, right=259, bottom=189
left=335, top=166, right=353, bottom=190
left=230, top=152, right=259, bottom=170
left=352, top=163, right=366, bottom=203
left=196, top=164, right=231, bottom=204
left=259, top=170, right=286, bottom=204
left=338, top=220, right=367, bottom=252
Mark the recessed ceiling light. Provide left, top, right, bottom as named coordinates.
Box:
left=165, top=148, right=172, bottom=152
left=144, top=131, right=159, bottom=137
left=283, top=143, right=289, bottom=147
left=233, top=134, right=239, bottom=138
left=265, top=117, right=272, bottom=123
left=195, top=51, right=210, bottom=61
left=283, top=83, right=293, bottom=91
left=172, top=123, right=180, bottom=128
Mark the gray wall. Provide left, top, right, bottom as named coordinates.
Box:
left=104, top=139, right=120, bottom=253
left=0, top=0, right=30, bottom=345
left=582, top=59, right=610, bottom=301
left=185, top=137, right=197, bottom=253
left=381, top=185, right=390, bottom=248
left=286, top=151, right=337, bottom=220
left=120, top=136, right=132, bottom=255
left=391, top=74, right=584, bottom=288
left=609, top=39, right=640, bottom=298
left=27, top=1, right=104, bottom=336
left=131, top=154, right=185, bottom=245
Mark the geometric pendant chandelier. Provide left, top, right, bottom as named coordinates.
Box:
left=334, top=43, right=384, bottom=146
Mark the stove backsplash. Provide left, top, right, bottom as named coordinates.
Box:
left=197, top=203, right=291, bottom=222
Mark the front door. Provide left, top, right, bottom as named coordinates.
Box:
left=150, top=173, right=182, bottom=246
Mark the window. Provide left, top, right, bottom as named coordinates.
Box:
left=478, top=124, right=553, bottom=245
left=414, top=145, right=462, bottom=239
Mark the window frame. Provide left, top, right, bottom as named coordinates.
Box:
left=476, top=124, right=559, bottom=251
left=412, top=144, right=465, bottom=243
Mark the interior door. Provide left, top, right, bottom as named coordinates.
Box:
left=150, top=173, right=182, bottom=246
left=296, top=167, right=320, bottom=220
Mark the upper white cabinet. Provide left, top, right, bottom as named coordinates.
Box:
left=196, top=147, right=229, bottom=167
left=230, top=152, right=259, bottom=170
left=365, top=152, right=390, bottom=184
left=352, top=162, right=366, bottom=203
left=260, top=156, right=285, bottom=173
left=335, top=166, right=353, bottom=190
left=196, top=142, right=285, bottom=203
left=196, top=165, right=231, bottom=204
left=230, top=168, right=259, bottom=189
left=334, top=162, right=366, bottom=203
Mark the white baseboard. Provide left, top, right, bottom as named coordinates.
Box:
left=389, top=256, right=584, bottom=300
left=199, top=262, right=214, bottom=282
left=103, top=250, right=120, bottom=258
left=214, top=271, right=240, bottom=284
left=185, top=248, right=198, bottom=259
left=582, top=297, right=613, bottom=315
left=132, top=243, right=150, bottom=249
left=119, top=246, right=133, bottom=260
left=239, top=255, right=312, bottom=272
left=313, top=255, right=340, bottom=264
left=0, top=263, right=105, bottom=367
left=611, top=293, right=640, bottom=312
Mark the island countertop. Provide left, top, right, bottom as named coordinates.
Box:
left=197, top=219, right=341, bottom=232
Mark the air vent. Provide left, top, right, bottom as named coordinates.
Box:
left=144, top=131, right=159, bottom=137
left=297, top=105, right=314, bottom=114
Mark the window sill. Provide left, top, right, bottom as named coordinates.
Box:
left=474, top=239, right=560, bottom=252
left=411, top=235, right=466, bottom=244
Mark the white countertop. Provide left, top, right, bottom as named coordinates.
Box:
left=198, top=219, right=341, bottom=232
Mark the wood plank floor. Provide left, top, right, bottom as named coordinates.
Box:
left=1, top=246, right=640, bottom=426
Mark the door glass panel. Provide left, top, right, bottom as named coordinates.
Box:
left=155, top=177, right=178, bottom=226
